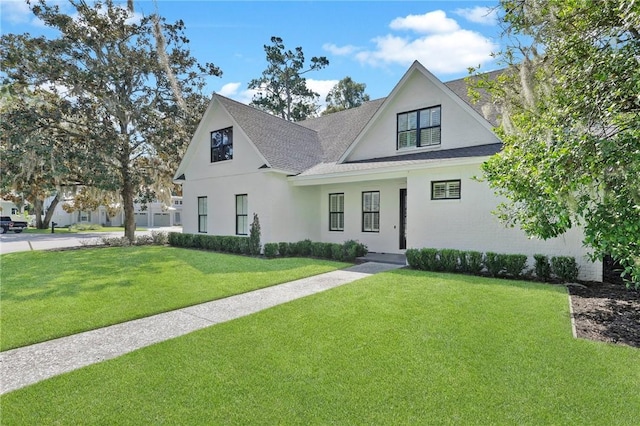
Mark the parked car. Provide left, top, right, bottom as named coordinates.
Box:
left=0, top=216, right=28, bottom=233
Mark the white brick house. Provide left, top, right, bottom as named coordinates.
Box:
left=174, top=61, right=601, bottom=281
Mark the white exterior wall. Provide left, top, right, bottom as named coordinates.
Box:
left=346, top=70, right=500, bottom=162
left=182, top=171, right=319, bottom=243
left=317, top=179, right=406, bottom=253
left=406, top=163, right=601, bottom=281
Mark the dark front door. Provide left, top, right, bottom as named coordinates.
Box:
left=399, top=188, right=407, bottom=249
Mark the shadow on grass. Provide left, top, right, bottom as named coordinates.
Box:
left=1, top=246, right=346, bottom=302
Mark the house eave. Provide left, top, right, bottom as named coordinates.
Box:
left=289, top=156, right=490, bottom=186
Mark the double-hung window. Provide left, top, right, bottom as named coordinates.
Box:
left=211, top=127, right=233, bottom=162
left=197, top=196, right=207, bottom=233
left=329, top=193, right=344, bottom=231
left=397, top=106, right=441, bottom=149
left=362, top=191, right=380, bottom=232
left=431, top=180, right=461, bottom=200
left=236, top=194, right=248, bottom=235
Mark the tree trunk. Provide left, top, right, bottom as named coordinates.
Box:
left=122, top=170, right=136, bottom=242
left=34, top=198, right=44, bottom=229
left=41, top=192, right=60, bottom=229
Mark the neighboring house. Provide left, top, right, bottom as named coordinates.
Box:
left=174, top=61, right=601, bottom=281
left=0, top=199, right=22, bottom=217
left=47, top=195, right=183, bottom=228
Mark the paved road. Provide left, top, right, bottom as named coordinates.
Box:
left=0, top=227, right=182, bottom=254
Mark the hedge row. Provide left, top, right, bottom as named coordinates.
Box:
left=168, top=232, right=258, bottom=255
left=168, top=233, right=367, bottom=262
left=264, top=239, right=367, bottom=262
left=406, top=248, right=579, bottom=282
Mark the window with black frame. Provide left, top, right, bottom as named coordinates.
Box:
left=397, top=106, right=441, bottom=149
left=197, top=196, right=207, bottom=233
left=329, top=193, right=344, bottom=231
left=362, top=191, right=380, bottom=232
left=211, top=127, right=233, bottom=162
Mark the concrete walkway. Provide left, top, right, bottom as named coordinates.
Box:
left=0, top=262, right=403, bottom=395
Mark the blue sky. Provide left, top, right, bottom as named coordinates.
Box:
left=1, top=0, right=504, bottom=107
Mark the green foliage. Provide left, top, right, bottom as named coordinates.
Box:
left=70, top=223, right=102, bottom=231
left=474, top=0, right=640, bottom=284
left=503, top=254, right=529, bottom=278
left=295, top=239, right=313, bottom=257
left=406, top=248, right=420, bottom=269
left=484, top=252, right=507, bottom=277
left=278, top=242, right=290, bottom=257
left=461, top=251, right=484, bottom=275
left=1, top=0, right=220, bottom=241
left=248, top=36, right=329, bottom=121
left=263, top=243, right=279, bottom=258
left=330, top=243, right=345, bottom=261
left=551, top=256, right=579, bottom=283
left=343, top=240, right=368, bottom=259
left=439, top=249, right=460, bottom=273
left=322, top=76, right=370, bottom=115
left=248, top=213, right=262, bottom=256
left=534, top=254, right=552, bottom=282
left=418, top=248, right=439, bottom=271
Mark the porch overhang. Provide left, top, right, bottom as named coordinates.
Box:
left=289, top=156, right=490, bottom=186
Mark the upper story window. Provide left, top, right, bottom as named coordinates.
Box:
left=397, top=106, right=441, bottom=150
left=211, top=127, right=233, bottom=162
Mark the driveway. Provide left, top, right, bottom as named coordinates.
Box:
left=0, top=227, right=182, bottom=254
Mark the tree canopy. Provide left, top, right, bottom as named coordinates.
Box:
left=322, top=76, right=370, bottom=115
left=0, top=0, right=220, bottom=239
left=248, top=36, right=329, bottom=122
left=473, top=0, right=639, bottom=285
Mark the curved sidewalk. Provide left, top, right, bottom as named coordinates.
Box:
left=0, top=262, right=402, bottom=395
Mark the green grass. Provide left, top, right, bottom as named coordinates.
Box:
left=0, top=246, right=347, bottom=351
left=2, top=269, right=638, bottom=424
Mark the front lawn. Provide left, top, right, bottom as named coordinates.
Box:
left=0, top=246, right=347, bottom=351
left=2, top=270, right=638, bottom=423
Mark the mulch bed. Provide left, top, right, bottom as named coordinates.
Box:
left=568, top=282, right=640, bottom=348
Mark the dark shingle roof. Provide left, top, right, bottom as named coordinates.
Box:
left=347, top=143, right=503, bottom=164
left=216, top=95, right=322, bottom=173
left=444, top=70, right=503, bottom=127
left=297, top=98, right=385, bottom=162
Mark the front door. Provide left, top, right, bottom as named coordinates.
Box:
left=399, top=188, right=407, bottom=249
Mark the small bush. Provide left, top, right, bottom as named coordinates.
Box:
left=331, top=243, right=344, bottom=261
left=278, top=242, right=290, bottom=257
left=504, top=254, right=528, bottom=278
left=484, top=252, right=505, bottom=277
left=439, top=249, right=460, bottom=273
left=534, top=254, right=552, bottom=281
left=462, top=251, right=484, bottom=275
left=418, top=248, right=439, bottom=271
left=151, top=231, right=168, bottom=245
left=101, top=236, right=131, bottom=247
left=311, top=242, right=326, bottom=258
left=263, top=243, right=278, bottom=258
left=296, top=239, right=313, bottom=257
left=248, top=213, right=261, bottom=256
left=551, top=256, right=579, bottom=282
left=343, top=240, right=368, bottom=262
left=406, top=248, right=420, bottom=269
left=70, top=223, right=101, bottom=231
left=134, top=235, right=154, bottom=246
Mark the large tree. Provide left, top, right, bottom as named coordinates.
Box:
left=322, top=76, right=370, bottom=115
left=0, top=0, right=220, bottom=240
left=248, top=36, right=329, bottom=121
left=473, top=0, right=639, bottom=284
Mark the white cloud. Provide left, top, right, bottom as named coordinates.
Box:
left=351, top=10, right=497, bottom=74
left=454, top=6, right=498, bottom=25
left=307, top=78, right=339, bottom=102
left=0, top=0, right=47, bottom=27
left=218, top=82, right=242, bottom=97
left=390, top=10, right=459, bottom=34
left=322, top=43, right=359, bottom=56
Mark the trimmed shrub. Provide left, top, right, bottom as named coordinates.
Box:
left=439, top=249, right=460, bottom=273
left=534, top=254, right=552, bottom=281
left=151, top=231, right=168, bottom=245
left=134, top=235, right=154, bottom=246
left=419, top=248, right=439, bottom=271
left=461, top=251, right=484, bottom=275
left=504, top=254, right=528, bottom=278
left=343, top=240, right=367, bottom=262
left=484, top=252, right=506, bottom=277
left=406, top=248, right=420, bottom=269
left=551, top=256, right=579, bottom=282
left=331, top=243, right=344, bottom=261
left=248, top=213, right=261, bottom=256
left=278, top=242, right=290, bottom=257
left=101, top=236, right=131, bottom=247
left=311, top=242, right=325, bottom=258
left=296, top=239, right=313, bottom=257
left=263, top=243, right=279, bottom=258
